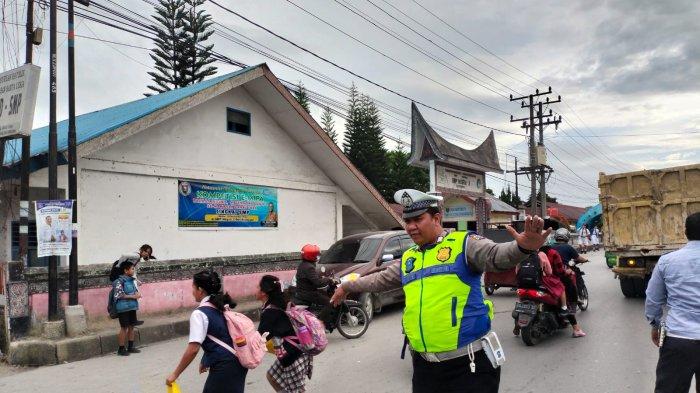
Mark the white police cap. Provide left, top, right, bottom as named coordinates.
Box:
left=393, top=189, right=443, bottom=219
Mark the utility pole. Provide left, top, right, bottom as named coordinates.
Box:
left=20, top=0, right=36, bottom=266
left=67, top=0, right=90, bottom=305
left=509, top=88, right=561, bottom=217
left=48, top=0, right=59, bottom=320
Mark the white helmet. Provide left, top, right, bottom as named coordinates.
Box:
left=554, top=228, right=570, bottom=242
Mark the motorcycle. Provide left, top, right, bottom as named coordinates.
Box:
left=286, top=278, right=370, bottom=339
left=512, top=261, right=589, bottom=346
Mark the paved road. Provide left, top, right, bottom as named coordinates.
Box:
left=1, top=250, right=696, bottom=392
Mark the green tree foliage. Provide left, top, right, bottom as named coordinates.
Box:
left=146, top=0, right=216, bottom=95
left=384, top=147, right=429, bottom=201
left=181, top=0, right=217, bottom=85
left=293, top=81, right=311, bottom=113
left=498, top=185, right=522, bottom=207
left=343, top=84, right=388, bottom=196
left=320, top=106, right=338, bottom=144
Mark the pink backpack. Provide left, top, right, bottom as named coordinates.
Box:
left=283, top=304, right=328, bottom=356
left=201, top=303, right=266, bottom=369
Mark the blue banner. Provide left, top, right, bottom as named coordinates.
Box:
left=178, top=180, right=278, bottom=228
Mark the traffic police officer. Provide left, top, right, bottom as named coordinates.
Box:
left=331, top=189, right=551, bottom=393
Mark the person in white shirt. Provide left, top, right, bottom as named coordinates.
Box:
left=590, top=227, right=601, bottom=251
left=578, top=224, right=590, bottom=254
left=166, top=270, right=247, bottom=393
left=39, top=216, right=56, bottom=243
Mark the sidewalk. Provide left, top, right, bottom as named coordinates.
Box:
left=6, top=300, right=261, bottom=367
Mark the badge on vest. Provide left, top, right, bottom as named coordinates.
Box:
left=436, top=247, right=452, bottom=262
left=405, top=257, right=416, bottom=273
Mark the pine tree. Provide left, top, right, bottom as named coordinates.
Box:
left=181, top=0, right=217, bottom=85
left=343, top=85, right=388, bottom=196
left=293, top=81, right=311, bottom=113
left=320, top=106, right=338, bottom=144
left=384, top=147, right=429, bottom=202
left=146, top=0, right=188, bottom=95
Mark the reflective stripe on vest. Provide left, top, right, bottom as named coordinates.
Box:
left=400, top=231, right=494, bottom=353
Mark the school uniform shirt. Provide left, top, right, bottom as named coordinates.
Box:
left=189, top=296, right=237, bottom=367
left=258, top=305, right=302, bottom=367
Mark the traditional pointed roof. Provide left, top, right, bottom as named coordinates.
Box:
left=407, top=103, right=502, bottom=173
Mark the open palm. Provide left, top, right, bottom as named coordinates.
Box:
left=506, top=216, right=552, bottom=252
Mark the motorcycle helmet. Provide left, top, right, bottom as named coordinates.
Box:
left=301, top=244, right=321, bottom=262
left=554, top=228, right=570, bottom=242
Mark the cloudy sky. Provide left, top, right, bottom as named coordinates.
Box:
left=2, top=0, right=699, bottom=207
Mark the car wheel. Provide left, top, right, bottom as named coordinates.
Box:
left=359, top=293, right=374, bottom=321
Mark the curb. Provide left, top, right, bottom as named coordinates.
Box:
left=8, top=305, right=261, bottom=366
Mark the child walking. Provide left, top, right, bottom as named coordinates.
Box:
left=257, top=275, right=313, bottom=393
left=166, top=270, right=248, bottom=393
left=113, top=261, right=141, bottom=356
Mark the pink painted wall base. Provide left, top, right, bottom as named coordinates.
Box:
left=30, top=270, right=296, bottom=321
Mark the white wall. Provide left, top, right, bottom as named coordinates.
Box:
left=74, top=86, right=362, bottom=263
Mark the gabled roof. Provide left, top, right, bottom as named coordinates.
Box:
left=3, top=66, right=258, bottom=167
left=2, top=63, right=401, bottom=229
left=408, top=103, right=502, bottom=173
left=487, top=196, right=519, bottom=214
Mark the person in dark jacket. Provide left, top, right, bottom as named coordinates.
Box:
left=166, top=270, right=247, bottom=393
left=258, top=275, right=312, bottom=393
left=294, top=244, right=335, bottom=327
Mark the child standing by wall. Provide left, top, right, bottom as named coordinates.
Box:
left=113, top=261, right=141, bottom=356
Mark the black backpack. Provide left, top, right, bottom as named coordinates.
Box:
left=516, top=254, right=543, bottom=289
left=109, top=260, right=121, bottom=282
left=107, top=277, right=123, bottom=319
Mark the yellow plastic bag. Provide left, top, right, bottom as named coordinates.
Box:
left=167, top=382, right=182, bottom=393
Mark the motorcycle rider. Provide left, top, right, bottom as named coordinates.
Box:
left=552, top=228, right=589, bottom=306
left=294, top=244, right=336, bottom=328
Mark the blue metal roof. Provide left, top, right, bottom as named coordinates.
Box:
left=3, top=66, right=259, bottom=167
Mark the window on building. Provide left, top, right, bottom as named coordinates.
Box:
left=226, top=107, right=251, bottom=135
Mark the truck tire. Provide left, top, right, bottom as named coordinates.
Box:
left=634, top=276, right=649, bottom=298
left=620, top=277, right=637, bottom=298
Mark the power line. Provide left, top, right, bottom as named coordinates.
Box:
left=209, top=0, right=523, bottom=136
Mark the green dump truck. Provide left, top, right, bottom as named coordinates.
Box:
left=599, top=164, right=700, bottom=297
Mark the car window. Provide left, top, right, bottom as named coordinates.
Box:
left=320, top=237, right=382, bottom=264
left=382, top=238, right=402, bottom=260
left=400, top=235, right=414, bottom=252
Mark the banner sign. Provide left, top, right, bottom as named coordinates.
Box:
left=435, top=163, right=484, bottom=195
left=35, top=200, right=74, bottom=257
left=443, top=197, right=475, bottom=221
left=178, top=180, right=279, bottom=228
left=0, top=64, right=41, bottom=138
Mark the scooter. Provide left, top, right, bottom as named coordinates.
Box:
left=512, top=264, right=589, bottom=346
left=286, top=280, right=370, bottom=339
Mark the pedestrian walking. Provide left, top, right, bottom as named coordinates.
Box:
left=590, top=227, right=601, bottom=251
left=113, top=261, right=141, bottom=356
left=257, top=275, right=313, bottom=393
left=578, top=225, right=590, bottom=254
left=331, top=189, right=551, bottom=393
left=166, top=270, right=248, bottom=393
left=645, top=212, right=700, bottom=393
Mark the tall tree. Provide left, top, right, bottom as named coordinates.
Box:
left=320, top=106, right=338, bottom=144
left=293, top=81, right=311, bottom=113
left=384, top=147, right=429, bottom=202
left=343, top=85, right=388, bottom=195
left=146, top=0, right=217, bottom=95
left=181, top=0, right=217, bottom=85
left=146, top=0, right=188, bottom=95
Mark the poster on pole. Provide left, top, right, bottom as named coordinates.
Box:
left=35, top=200, right=74, bottom=257
left=0, top=64, right=41, bottom=139
left=178, top=180, right=279, bottom=228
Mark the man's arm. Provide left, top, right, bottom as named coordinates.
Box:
left=645, top=261, right=667, bottom=328
left=467, top=238, right=531, bottom=273
left=332, top=264, right=402, bottom=305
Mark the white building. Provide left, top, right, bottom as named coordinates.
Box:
left=0, top=64, right=401, bottom=265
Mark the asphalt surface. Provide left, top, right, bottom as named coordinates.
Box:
left=1, top=250, right=696, bottom=392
